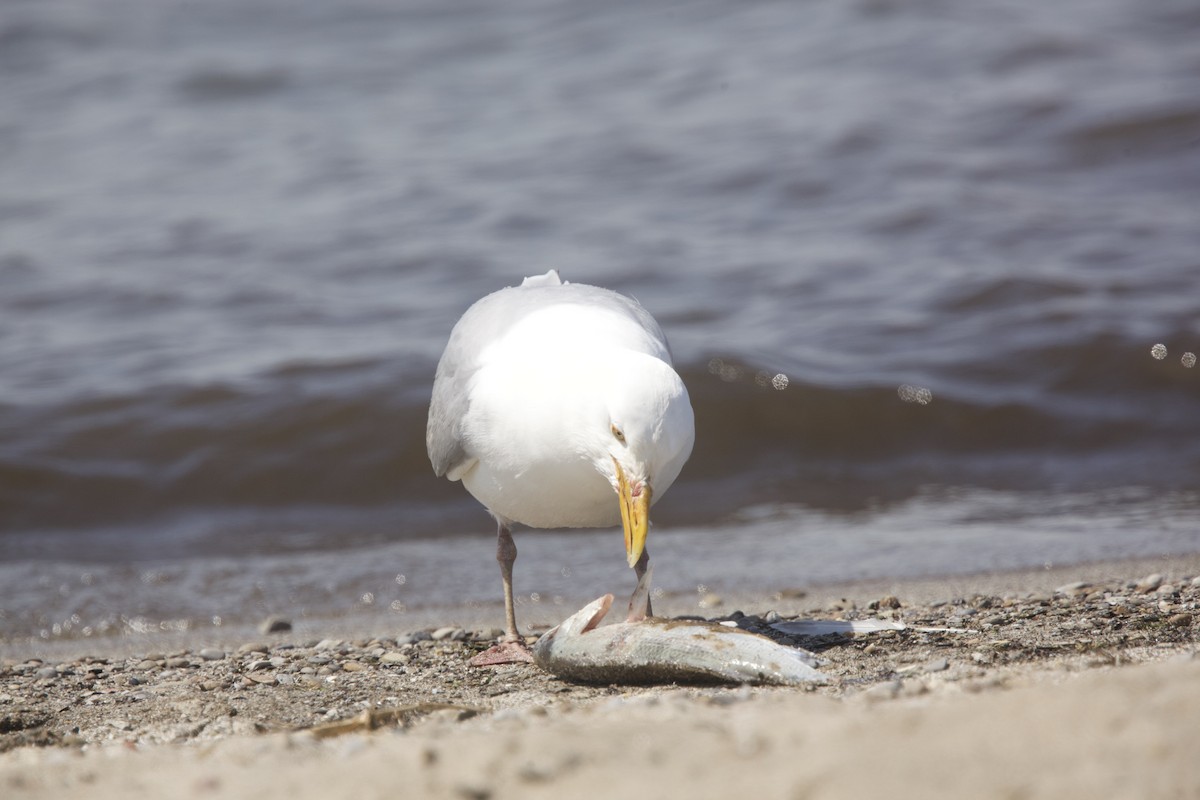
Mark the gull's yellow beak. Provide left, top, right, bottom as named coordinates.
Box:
left=614, top=458, right=652, bottom=568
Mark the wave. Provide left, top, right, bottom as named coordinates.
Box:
left=3, top=333, right=1197, bottom=550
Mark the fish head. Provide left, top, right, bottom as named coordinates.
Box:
left=532, top=593, right=614, bottom=658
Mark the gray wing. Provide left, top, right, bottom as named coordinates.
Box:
left=425, top=275, right=672, bottom=478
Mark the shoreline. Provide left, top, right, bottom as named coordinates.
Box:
left=5, top=550, right=1199, bottom=662
left=3, top=551, right=1199, bottom=798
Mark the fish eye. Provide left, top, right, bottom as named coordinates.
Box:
left=610, top=423, right=626, bottom=444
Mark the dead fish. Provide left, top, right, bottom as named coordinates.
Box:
left=532, top=573, right=827, bottom=686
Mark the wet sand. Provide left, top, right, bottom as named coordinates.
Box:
left=3, top=553, right=1199, bottom=799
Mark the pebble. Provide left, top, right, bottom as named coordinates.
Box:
left=924, top=658, right=950, bottom=673
left=237, top=643, right=271, bottom=654
left=397, top=631, right=432, bottom=645
left=35, top=667, right=58, bottom=680
left=247, top=660, right=273, bottom=671
left=315, top=639, right=342, bottom=651
left=166, top=657, right=190, bottom=669
left=379, top=652, right=408, bottom=665
left=1167, top=613, right=1192, bottom=628
left=342, top=661, right=366, bottom=672
left=259, top=616, right=293, bottom=634
left=432, top=627, right=466, bottom=642
left=763, top=610, right=781, bottom=623
left=474, top=628, right=505, bottom=642
left=199, top=648, right=226, bottom=661
left=307, top=655, right=333, bottom=665
left=1055, top=581, right=1091, bottom=596
left=1135, top=574, right=1163, bottom=593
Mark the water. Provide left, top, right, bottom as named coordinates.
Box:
left=2, top=0, right=1199, bottom=644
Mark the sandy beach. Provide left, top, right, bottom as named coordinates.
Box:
left=4, top=553, right=1199, bottom=799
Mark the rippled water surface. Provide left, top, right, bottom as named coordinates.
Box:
left=2, top=0, right=1199, bottom=642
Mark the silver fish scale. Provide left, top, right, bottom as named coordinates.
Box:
left=534, top=617, right=827, bottom=686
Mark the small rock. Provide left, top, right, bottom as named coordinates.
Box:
left=473, top=628, right=505, bottom=642
left=165, top=657, right=190, bottom=669
left=307, top=655, right=332, bottom=665
left=237, top=643, right=271, bottom=654
left=1156, top=584, right=1177, bottom=596
left=924, top=658, right=950, bottom=673
left=315, top=639, right=342, bottom=651
left=1135, top=574, right=1163, bottom=593
left=877, top=595, right=903, bottom=610
left=275, top=673, right=295, bottom=685
left=246, top=673, right=277, bottom=685
left=199, top=648, right=225, bottom=661
left=1055, top=581, right=1091, bottom=596
left=397, top=631, right=432, bottom=645
left=260, top=616, right=292, bottom=635
left=1167, top=613, right=1193, bottom=628
left=379, top=652, right=408, bottom=665
left=763, top=610, right=781, bottom=624
left=35, top=667, right=58, bottom=680
left=342, top=661, right=366, bottom=672
left=247, top=660, right=273, bottom=671
left=128, top=676, right=144, bottom=686
left=432, top=627, right=466, bottom=641
left=1191, top=576, right=1200, bottom=588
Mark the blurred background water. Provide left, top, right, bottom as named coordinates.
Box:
left=2, top=0, right=1199, bottom=644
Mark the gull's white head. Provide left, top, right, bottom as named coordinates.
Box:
left=589, top=352, right=695, bottom=567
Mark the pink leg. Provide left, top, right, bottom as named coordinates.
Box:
left=469, top=522, right=533, bottom=666
left=497, top=523, right=520, bottom=641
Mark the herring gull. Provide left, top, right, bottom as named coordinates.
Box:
left=427, top=270, right=695, bottom=663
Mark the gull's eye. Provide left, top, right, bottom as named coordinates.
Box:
left=610, top=423, right=626, bottom=444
